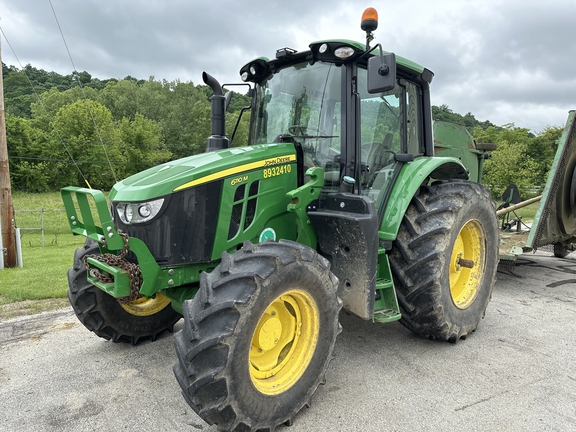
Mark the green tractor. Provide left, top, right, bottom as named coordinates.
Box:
left=61, top=8, right=498, bottom=431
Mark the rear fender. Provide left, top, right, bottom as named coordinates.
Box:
left=379, top=157, right=468, bottom=241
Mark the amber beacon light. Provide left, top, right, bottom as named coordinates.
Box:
left=361, top=7, right=378, bottom=32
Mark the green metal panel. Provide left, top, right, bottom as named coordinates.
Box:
left=379, top=157, right=468, bottom=241
left=162, top=286, right=199, bottom=315
left=85, top=257, right=131, bottom=297
left=527, top=110, right=576, bottom=249
left=286, top=166, right=325, bottom=248
left=61, top=186, right=215, bottom=308
left=60, top=187, right=125, bottom=250
left=373, top=250, right=401, bottom=323
left=109, top=143, right=299, bottom=202
left=433, top=121, right=484, bottom=183
left=210, top=153, right=300, bottom=259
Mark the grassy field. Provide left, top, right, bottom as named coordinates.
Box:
left=0, top=192, right=86, bottom=319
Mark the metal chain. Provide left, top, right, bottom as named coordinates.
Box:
left=83, top=233, right=143, bottom=304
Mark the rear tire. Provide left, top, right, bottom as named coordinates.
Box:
left=389, top=180, right=499, bottom=342
left=67, top=239, right=181, bottom=344
left=173, top=240, right=341, bottom=431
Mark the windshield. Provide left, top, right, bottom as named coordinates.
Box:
left=251, top=61, right=342, bottom=186
left=250, top=59, right=423, bottom=212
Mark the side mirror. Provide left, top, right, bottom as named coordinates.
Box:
left=224, top=91, right=233, bottom=111
left=367, top=53, right=396, bottom=93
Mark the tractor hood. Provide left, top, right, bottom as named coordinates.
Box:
left=109, top=143, right=297, bottom=202
left=526, top=110, right=576, bottom=249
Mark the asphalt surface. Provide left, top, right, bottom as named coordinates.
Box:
left=1, top=251, right=575, bottom=432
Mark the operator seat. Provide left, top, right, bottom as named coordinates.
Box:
left=366, top=132, right=393, bottom=185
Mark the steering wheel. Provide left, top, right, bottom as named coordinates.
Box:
left=288, top=125, right=330, bottom=137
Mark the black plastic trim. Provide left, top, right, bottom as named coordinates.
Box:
left=309, top=193, right=379, bottom=320
left=113, top=181, right=222, bottom=265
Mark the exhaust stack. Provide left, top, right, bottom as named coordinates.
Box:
left=203, top=72, right=229, bottom=152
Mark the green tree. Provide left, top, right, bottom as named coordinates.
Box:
left=52, top=100, right=124, bottom=189
left=117, top=113, right=172, bottom=177
left=30, top=86, right=100, bottom=131
left=98, top=79, right=142, bottom=120
left=482, top=137, right=540, bottom=198
left=433, top=104, right=497, bottom=131
left=228, top=111, right=251, bottom=147
left=527, top=126, right=562, bottom=186
left=5, top=114, right=54, bottom=192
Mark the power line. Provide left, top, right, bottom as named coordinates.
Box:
left=0, top=25, right=92, bottom=188
left=8, top=155, right=157, bottom=166
left=48, top=0, right=118, bottom=184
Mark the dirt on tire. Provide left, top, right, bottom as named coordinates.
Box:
left=173, top=240, right=341, bottom=431
left=389, top=180, right=499, bottom=342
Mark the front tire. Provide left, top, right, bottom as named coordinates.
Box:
left=389, top=180, right=499, bottom=342
left=67, top=239, right=181, bottom=344
left=173, top=240, right=341, bottom=431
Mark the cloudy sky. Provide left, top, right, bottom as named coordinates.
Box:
left=1, top=0, right=575, bottom=132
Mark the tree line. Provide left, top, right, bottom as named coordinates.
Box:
left=433, top=104, right=563, bottom=199
left=3, top=63, right=563, bottom=197
left=3, top=63, right=251, bottom=191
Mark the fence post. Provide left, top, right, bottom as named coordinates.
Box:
left=41, top=208, right=45, bottom=247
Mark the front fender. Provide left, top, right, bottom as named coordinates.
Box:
left=379, top=157, right=468, bottom=241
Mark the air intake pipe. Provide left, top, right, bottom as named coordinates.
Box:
left=203, top=71, right=229, bottom=152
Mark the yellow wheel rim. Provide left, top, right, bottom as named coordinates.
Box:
left=120, top=293, right=172, bottom=316
left=449, top=220, right=486, bottom=309
left=249, top=289, right=319, bottom=395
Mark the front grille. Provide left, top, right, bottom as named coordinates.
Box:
left=113, top=180, right=222, bottom=265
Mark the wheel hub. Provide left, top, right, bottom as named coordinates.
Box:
left=249, top=289, right=319, bottom=395
left=449, top=220, right=486, bottom=309
left=254, top=313, right=283, bottom=351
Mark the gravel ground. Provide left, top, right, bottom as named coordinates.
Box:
left=1, top=250, right=575, bottom=432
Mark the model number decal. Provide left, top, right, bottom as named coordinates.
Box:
left=230, top=176, right=248, bottom=186
left=263, top=164, right=292, bottom=178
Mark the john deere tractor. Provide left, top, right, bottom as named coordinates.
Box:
left=61, top=8, right=498, bottom=431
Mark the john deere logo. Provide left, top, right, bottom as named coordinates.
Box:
left=259, top=228, right=276, bottom=242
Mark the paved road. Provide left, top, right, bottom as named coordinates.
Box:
left=1, top=251, right=575, bottom=432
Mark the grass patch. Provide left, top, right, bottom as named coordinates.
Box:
left=0, top=241, right=83, bottom=301
left=509, top=201, right=540, bottom=222
left=0, top=192, right=89, bottom=319
left=12, top=191, right=108, bottom=247
left=496, top=200, right=541, bottom=227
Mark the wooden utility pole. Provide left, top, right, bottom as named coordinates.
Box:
left=0, top=35, right=17, bottom=268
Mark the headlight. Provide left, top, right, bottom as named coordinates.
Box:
left=116, top=198, right=164, bottom=224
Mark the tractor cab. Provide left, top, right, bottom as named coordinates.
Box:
left=241, top=18, right=435, bottom=218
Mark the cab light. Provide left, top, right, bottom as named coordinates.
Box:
left=335, top=46, right=356, bottom=59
